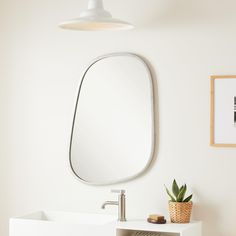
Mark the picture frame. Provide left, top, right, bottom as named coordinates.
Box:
left=210, top=75, right=236, bottom=147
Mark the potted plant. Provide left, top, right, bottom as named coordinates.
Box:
left=165, top=179, right=193, bottom=223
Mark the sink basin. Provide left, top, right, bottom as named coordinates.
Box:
left=9, top=211, right=117, bottom=236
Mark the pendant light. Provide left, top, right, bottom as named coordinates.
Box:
left=59, top=0, right=134, bottom=31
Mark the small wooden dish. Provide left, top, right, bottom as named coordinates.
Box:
left=147, top=218, right=167, bottom=224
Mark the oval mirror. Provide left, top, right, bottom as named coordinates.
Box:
left=70, top=53, right=155, bottom=185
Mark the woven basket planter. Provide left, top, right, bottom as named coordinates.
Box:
left=169, top=201, right=193, bottom=223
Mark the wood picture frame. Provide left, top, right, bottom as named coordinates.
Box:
left=210, top=75, right=236, bottom=147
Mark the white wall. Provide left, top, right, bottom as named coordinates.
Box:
left=1, top=0, right=236, bottom=235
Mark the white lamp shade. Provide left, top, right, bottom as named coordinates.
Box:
left=59, top=0, right=134, bottom=31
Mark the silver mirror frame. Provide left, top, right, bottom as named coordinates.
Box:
left=69, top=52, right=156, bottom=185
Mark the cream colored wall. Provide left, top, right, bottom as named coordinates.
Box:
left=1, top=0, right=236, bottom=235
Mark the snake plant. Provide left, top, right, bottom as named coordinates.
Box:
left=165, top=179, right=193, bottom=202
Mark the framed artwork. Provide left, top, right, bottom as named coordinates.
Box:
left=210, top=75, right=236, bottom=147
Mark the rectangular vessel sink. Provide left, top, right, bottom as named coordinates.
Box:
left=10, top=211, right=117, bottom=236
left=10, top=211, right=202, bottom=236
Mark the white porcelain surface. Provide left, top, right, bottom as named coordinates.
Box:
left=10, top=211, right=202, bottom=236
left=9, top=211, right=117, bottom=236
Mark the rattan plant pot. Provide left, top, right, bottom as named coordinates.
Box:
left=169, top=201, right=193, bottom=223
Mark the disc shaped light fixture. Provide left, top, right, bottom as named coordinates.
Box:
left=59, top=0, right=134, bottom=31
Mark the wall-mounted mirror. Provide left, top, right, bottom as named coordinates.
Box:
left=70, top=53, right=155, bottom=185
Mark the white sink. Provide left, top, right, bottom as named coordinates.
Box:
left=10, top=211, right=202, bottom=236
left=9, top=211, right=117, bottom=236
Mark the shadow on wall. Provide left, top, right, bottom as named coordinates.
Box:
left=192, top=188, right=223, bottom=236
left=193, top=202, right=222, bottom=236
left=143, top=56, right=160, bottom=171
left=124, top=0, right=236, bottom=29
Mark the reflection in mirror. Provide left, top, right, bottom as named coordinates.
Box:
left=70, top=53, right=155, bottom=185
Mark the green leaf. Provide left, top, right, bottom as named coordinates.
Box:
left=172, top=179, right=180, bottom=198
left=165, top=185, right=176, bottom=202
left=177, top=184, right=187, bottom=202
left=183, top=194, right=193, bottom=202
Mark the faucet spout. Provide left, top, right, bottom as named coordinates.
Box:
left=101, top=189, right=126, bottom=222
left=101, top=201, right=118, bottom=209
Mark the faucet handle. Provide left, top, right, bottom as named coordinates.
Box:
left=111, top=189, right=126, bottom=194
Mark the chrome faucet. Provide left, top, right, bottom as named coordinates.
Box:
left=101, top=189, right=126, bottom=222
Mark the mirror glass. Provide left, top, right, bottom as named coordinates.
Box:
left=70, top=53, right=155, bottom=185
